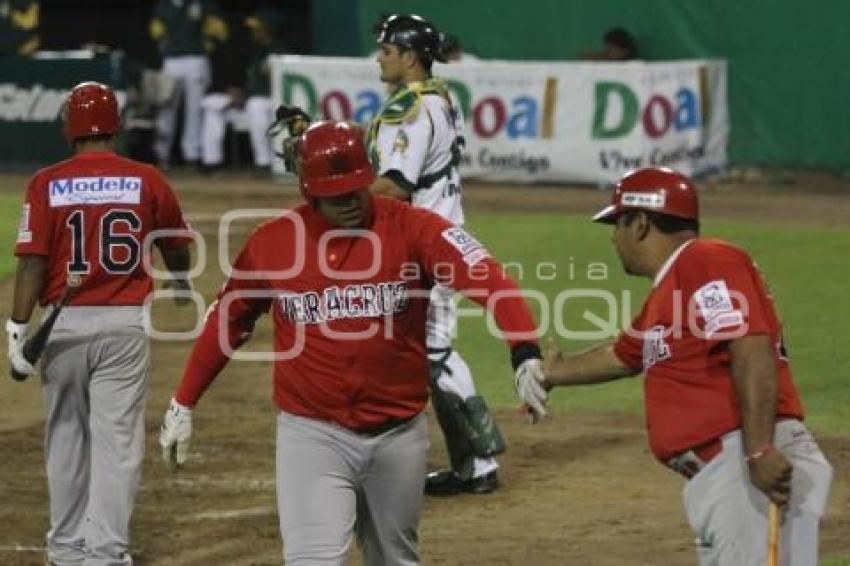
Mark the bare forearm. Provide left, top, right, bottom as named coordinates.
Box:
left=11, top=255, right=48, bottom=322
left=545, top=343, right=637, bottom=387
left=730, top=335, right=778, bottom=454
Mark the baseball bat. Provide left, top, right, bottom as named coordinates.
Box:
left=10, top=274, right=82, bottom=381
left=767, top=502, right=779, bottom=566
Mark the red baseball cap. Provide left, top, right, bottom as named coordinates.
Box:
left=593, top=167, right=699, bottom=223
left=63, top=82, right=120, bottom=141
left=297, top=121, right=375, bottom=199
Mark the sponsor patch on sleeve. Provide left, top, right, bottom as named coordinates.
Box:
left=693, top=279, right=744, bottom=337
left=16, top=203, right=32, bottom=244
left=441, top=226, right=490, bottom=266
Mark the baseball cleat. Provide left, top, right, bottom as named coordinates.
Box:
left=424, top=469, right=499, bottom=496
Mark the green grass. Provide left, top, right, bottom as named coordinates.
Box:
left=0, top=194, right=23, bottom=278
left=823, top=558, right=850, bottom=566
left=456, top=212, right=850, bottom=436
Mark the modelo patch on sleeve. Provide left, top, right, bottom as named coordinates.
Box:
left=16, top=203, right=32, bottom=243
left=693, top=279, right=744, bottom=337
left=441, top=226, right=490, bottom=266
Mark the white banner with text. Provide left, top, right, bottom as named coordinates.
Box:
left=271, top=55, right=727, bottom=184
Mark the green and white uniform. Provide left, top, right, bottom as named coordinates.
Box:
left=369, top=79, right=504, bottom=482
left=0, top=0, right=39, bottom=56
left=201, top=43, right=283, bottom=168
left=368, top=79, right=464, bottom=224
left=150, top=0, right=226, bottom=164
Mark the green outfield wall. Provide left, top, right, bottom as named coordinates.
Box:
left=313, top=0, right=850, bottom=171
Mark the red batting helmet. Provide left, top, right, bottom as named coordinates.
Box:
left=296, top=121, right=375, bottom=198
left=592, top=167, right=699, bottom=223
left=63, top=81, right=121, bottom=141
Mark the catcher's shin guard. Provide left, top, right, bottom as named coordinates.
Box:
left=464, top=395, right=506, bottom=457
left=428, top=348, right=505, bottom=479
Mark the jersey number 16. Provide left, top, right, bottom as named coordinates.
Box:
left=66, top=209, right=142, bottom=274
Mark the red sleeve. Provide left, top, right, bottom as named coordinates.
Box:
left=150, top=169, right=193, bottom=250
left=679, top=248, right=770, bottom=343
left=412, top=210, right=538, bottom=348
left=14, top=172, right=51, bottom=256
left=174, top=238, right=271, bottom=406
left=613, top=316, right=644, bottom=371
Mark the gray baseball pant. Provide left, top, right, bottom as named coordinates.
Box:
left=276, top=410, right=428, bottom=565
left=683, top=420, right=833, bottom=566
left=41, top=307, right=149, bottom=566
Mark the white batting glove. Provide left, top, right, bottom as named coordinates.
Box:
left=160, top=397, right=192, bottom=472
left=6, top=319, right=34, bottom=378
left=515, top=358, right=548, bottom=423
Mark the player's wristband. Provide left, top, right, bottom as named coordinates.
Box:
left=510, top=342, right=542, bottom=371
left=746, top=443, right=775, bottom=462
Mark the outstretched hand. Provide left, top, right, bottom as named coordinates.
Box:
left=515, top=359, right=548, bottom=423
left=542, top=338, right=563, bottom=386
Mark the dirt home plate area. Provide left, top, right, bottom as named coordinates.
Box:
left=0, top=171, right=848, bottom=565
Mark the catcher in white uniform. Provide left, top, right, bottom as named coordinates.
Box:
left=368, top=14, right=504, bottom=495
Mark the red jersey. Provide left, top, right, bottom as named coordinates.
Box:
left=14, top=150, right=191, bottom=306
left=176, top=196, right=538, bottom=431
left=613, top=238, right=803, bottom=461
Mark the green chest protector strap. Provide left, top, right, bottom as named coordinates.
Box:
left=368, top=78, right=462, bottom=190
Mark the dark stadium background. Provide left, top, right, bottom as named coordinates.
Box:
left=39, top=0, right=311, bottom=90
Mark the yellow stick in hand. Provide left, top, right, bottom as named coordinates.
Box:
left=767, top=502, right=779, bottom=566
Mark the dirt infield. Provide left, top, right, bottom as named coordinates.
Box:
left=0, top=170, right=848, bottom=565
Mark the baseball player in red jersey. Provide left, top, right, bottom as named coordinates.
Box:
left=543, top=167, right=833, bottom=565
left=158, top=121, right=548, bottom=565
left=7, top=82, right=193, bottom=566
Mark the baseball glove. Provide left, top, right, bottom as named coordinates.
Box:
left=267, top=104, right=313, bottom=171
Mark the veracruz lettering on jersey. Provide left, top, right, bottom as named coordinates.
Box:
left=48, top=176, right=142, bottom=206
left=278, top=282, right=410, bottom=324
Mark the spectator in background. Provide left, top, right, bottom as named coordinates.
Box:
left=0, top=0, right=40, bottom=56
left=149, top=0, right=228, bottom=168
left=200, top=7, right=284, bottom=174
left=581, top=26, right=638, bottom=61
left=438, top=33, right=480, bottom=63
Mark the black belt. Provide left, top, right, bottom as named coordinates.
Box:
left=355, top=416, right=414, bottom=437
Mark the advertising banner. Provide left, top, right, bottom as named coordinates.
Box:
left=271, top=55, right=727, bottom=184
left=0, top=54, right=123, bottom=168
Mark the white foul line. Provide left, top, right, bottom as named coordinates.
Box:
left=0, top=544, right=45, bottom=553
left=179, top=506, right=277, bottom=523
